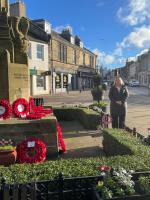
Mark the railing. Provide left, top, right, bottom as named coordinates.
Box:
left=0, top=173, right=102, bottom=200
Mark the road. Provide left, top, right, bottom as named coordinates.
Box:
left=35, top=86, right=150, bottom=136
left=126, top=87, right=150, bottom=136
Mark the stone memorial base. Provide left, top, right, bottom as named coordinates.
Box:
left=0, top=59, right=29, bottom=103
left=0, top=116, right=58, bottom=158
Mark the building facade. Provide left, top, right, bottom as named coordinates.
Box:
left=50, top=29, right=97, bottom=93
left=10, top=1, right=97, bottom=95
left=137, top=51, right=150, bottom=86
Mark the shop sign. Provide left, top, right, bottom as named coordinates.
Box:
left=55, top=74, right=61, bottom=88
left=30, top=69, right=37, bottom=75
left=63, top=74, right=68, bottom=88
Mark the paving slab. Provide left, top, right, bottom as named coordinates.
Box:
left=59, top=121, right=104, bottom=158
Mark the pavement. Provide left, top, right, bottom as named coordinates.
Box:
left=59, top=121, right=104, bottom=158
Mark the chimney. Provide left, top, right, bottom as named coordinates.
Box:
left=10, top=0, right=26, bottom=17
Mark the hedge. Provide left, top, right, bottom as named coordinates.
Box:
left=103, top=129, right=150, bottom=157
left=0, top=129, right=150, bottom=184
left=53, top=107, right=101, bottom=130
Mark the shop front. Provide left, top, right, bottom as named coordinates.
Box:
left=30, top=69, right=50, bottom=96
left=52, top=69, right=74, bottom=93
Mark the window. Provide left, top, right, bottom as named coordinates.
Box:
left=64, top=46, right=67, bottom=63
left=72, top=49, right=76, bottom=64
left=28, top=43, right=32, bottom=59
left=90, top=56, right=94, bottom=67
left=58, top=43, right=61, bottom=61
left=59, top=43, right=67, bottom=63
left=36, top=75, right=46, bottom=90
left=37, top=44, right=44, bottom=60
left=83, top=53, right=85, bottom=65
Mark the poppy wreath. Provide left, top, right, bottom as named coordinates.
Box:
left=26, top=113, right=45, bottom=120
left=29, top=97, right=53, bottom=115
left=12, top=98, right=29, bottom=118
left=0, top=99, right=12, bottom=119
left=57, top=122, right=67, bottom=153
left=17, top=137, right=46, bottom=164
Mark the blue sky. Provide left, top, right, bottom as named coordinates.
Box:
left=10, top=0, right=150, bottom=69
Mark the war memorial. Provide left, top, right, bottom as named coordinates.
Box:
left=0, top=0, right=59, bottom=162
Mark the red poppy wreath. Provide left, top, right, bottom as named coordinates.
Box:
left=12, top=98, right=29, bottom=118
left=17, top=137, right=46, bottom=164
left=0, top=99, right=12, bottom=119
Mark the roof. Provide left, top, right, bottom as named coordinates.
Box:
left=28, top=19, right=50, bottom=43
left=51, top=30, right=96, bottom=56
left=27, top=35, right=48, bottom=44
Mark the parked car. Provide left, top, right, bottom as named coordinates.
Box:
left=129, top=80, right=140, bottom=87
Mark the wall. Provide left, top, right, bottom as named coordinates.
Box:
left=28, top=40, right=50, bottom=95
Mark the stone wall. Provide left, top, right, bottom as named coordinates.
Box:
left=0, top=116, right=58, bottom=157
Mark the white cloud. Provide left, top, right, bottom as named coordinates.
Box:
left=120, top=26, right=150, bottom=49
left=127, top=48, right=149, bottom=62
left=93, top=48, right=115, bottom=65
left=104, top=55, right=115, bottom=65
left=54, top=25, right=73, bottom=34
left=117, top=0, right=150, bottom=26
left=113, top=46, right=123, bottom=57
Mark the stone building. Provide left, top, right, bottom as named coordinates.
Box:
left=137, top=50, right=150, bottom=86
left=50, top=29, right=97, bottom=93
left=9, top=0, right=97, bottom=95
left=28, top=20, right=51, bottom=95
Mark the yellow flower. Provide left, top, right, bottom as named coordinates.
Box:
left=97, top=181, right=104, bottom=189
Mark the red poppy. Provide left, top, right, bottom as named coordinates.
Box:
left=0, top=99, right=12, bottom=119
left=12, top=98, right=29, bottom=118
left=26, top=113, right=45, bottom=119
left=57, top=122, right=67, bottom=153
left=100, top=165, right=111, bottom=172
left=17, top=137, right=46, bottom=164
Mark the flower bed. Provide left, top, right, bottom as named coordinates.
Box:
left=94, top=168, right=150, bottom=200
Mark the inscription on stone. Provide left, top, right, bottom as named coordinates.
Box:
left=14, top=73, right=28, bottom=81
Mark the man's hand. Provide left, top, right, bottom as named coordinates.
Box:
left=116, top=101, right=122, bottom=105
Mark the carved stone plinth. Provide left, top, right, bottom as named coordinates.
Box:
left=0, top=3, right=30, bottom=103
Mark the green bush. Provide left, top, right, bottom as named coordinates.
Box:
left=53, top=107, right=101, bottom=130
left=89, top=102, right=108, bottom=109
left=103, top=129, right=150, bottom=157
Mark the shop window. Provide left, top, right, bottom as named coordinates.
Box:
left=63, top=74, right=68, bottom=88
left=36, top=75, right=46, bottom=90
left=37, top=44, right=44, bottom=60
left=55, top=74, right=61, bottom=88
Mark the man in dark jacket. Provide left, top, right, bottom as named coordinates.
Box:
left=109, top=77, right=129, bottom=129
